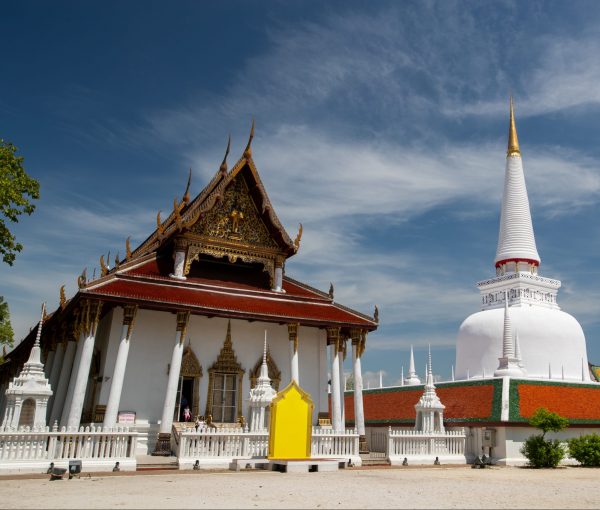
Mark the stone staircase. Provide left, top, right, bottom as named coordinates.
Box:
left=136, top=454, right=179, bottom=471
left=360, top=453, right=390, bottom=467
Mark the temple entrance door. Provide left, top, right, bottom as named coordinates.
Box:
left=174, top=376, right=195, bottom=422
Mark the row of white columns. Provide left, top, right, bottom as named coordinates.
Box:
left=44, top=300, right=103, bottom=429
left=328, top=328, right=366, bottom=437
left=42, top=305, right=367, bottom=453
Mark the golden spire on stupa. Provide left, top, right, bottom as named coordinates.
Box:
left=507, top=96, right=521, bottom=157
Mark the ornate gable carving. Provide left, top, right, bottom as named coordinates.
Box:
left=191, top=176, right=277, bottom=249
left=181, top=345, right=203, bottom=377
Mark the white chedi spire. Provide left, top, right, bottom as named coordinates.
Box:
left=414, top=346, right=445, bottom=433
left=494, top=292, right=525, bottom=377
left=495, top=98, right=540, bottom=271
left=248, top=332, right=277, bottom=432
left=405, top=345, right=421, bottom=385
left=2, top=303, right=53, bottom=430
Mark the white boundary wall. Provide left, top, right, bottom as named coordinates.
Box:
left=176, top=427, right=360, bottom=469
left=386, top=427, right=467, bottom=465
left=0, top=424, right=139, bottom=474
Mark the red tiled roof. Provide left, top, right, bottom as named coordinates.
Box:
left=83, top=259, right=375, bottom=329
left=123, top=258, right=326, bottom=300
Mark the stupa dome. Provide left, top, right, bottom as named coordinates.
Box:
left=456, top=306, right=588, bottom=381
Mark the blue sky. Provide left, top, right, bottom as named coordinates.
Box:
left=3, top=0, right=600, bottom=385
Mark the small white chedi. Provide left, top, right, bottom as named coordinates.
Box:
left=2, top=305, right=53, bottom=429
left=456, top=99, right=589, bottom=381
left=414, top=347, right=445, bottom=433
left=248, top=335, right=277, bottom=432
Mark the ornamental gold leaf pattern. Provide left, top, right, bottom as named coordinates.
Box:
left=191, top=176, right=277, bottom=248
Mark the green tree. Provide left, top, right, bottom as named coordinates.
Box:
left=0, top=139, right=40, bottom=265
left=529, top=407, right=570, bottom=438
left=567, top=434, right=600, bottom=467
left=0, top=297, right=14, bottom=361
left=520, top=407, right=569, bottom=468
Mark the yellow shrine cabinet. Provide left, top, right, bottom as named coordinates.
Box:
left=268, top=380, right=314, bottom=460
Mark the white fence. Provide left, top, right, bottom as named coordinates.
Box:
left=176, top=426, right=361, bottom=469
left=386, top=427, right=467, bottom=465
left=311, top=428, right=359, bottom=461
left=0, top=424, right=139, bottom=473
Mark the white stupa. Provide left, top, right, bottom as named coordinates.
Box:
left=248, top=334, right=277, bottom=432
left=2, top=304, right=53, bottom=430
left=414, top=346, right=445, bottom=433
left=456, top=99, right=590, bottom=381
left=404, top=345, right=421, bottom=385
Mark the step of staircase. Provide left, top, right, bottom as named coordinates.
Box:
left=136, top=455, right=179, bottom=471
left=360, top=453, right=390, bottom=466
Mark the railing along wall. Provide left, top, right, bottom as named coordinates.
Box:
left=386, top=427, right=466, bottom=461
left=177, top=427, right=269, bottom=459
left=0, top=424, right=138, bottom=463
left=176, top=426, right=360, bottom=463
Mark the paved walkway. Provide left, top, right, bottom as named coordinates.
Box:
left=1, top=466, right=599, bottom=508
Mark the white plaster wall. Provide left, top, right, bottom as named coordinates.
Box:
left=97, top=311, right=325, bottom=428
left=465, top=426, right=600, bottom=466
left=456, top=306, right=589, bottom=381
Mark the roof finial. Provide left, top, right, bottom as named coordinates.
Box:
left=243, top=118, right=255, bottom=159
left=507, top=96, right=521, bottom=157
left=220, top=135, right=231, bottom=173
left=183, top=168, right=192, bottom=204
left=59, top=285, right=67, bottom=310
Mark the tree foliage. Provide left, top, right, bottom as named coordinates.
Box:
left=521, top=435, right=566, bottom=468
left=0, top=296, right=14, bottom=352
left=529, top=407, right=570, bottom=438
left=567, top=434, right=600, bottom=467
left=0, top=139, right=40, bottom=265
left=520, top=408, right=569, bottom=468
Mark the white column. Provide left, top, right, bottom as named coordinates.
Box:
left=318, top=331, right=328, bottom=417
left=328, top=327, right=342, bottom=432
left=60, top=333, right=85, bottom=427
left=170, top=249, right=187, bottom=280
left=66, top=301, right=103, bottom=429
left=103, top=305, right=137, bottom=428
left=288, top=323, right=299, bottom=384
left=338, top=339, right=346, bottom=428
left=46, top=342, right=65, bottom=421
left=50, top=340, right=77, bottom=426
left=44, top=349, right=56, bottom=379
left=159, top=311, right=190, bottom=434
left=351, top=330, right=366, bottom=437
left=272, top=265, right=283, bottom=292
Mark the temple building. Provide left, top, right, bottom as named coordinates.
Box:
left=0, top=126, right=377, bottom=455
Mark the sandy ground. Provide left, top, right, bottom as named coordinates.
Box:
left=1, top=466, right=599, bottom=509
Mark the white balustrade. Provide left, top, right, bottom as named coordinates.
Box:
left=0, top=424, right=139, bottom=471
left=311, top=427, right=359, bottom=459
left=177, top=427, right=269, bottom=460
left=386, top=427, right=467, bottom=464
left=175, top=426, right=361, bottom=468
